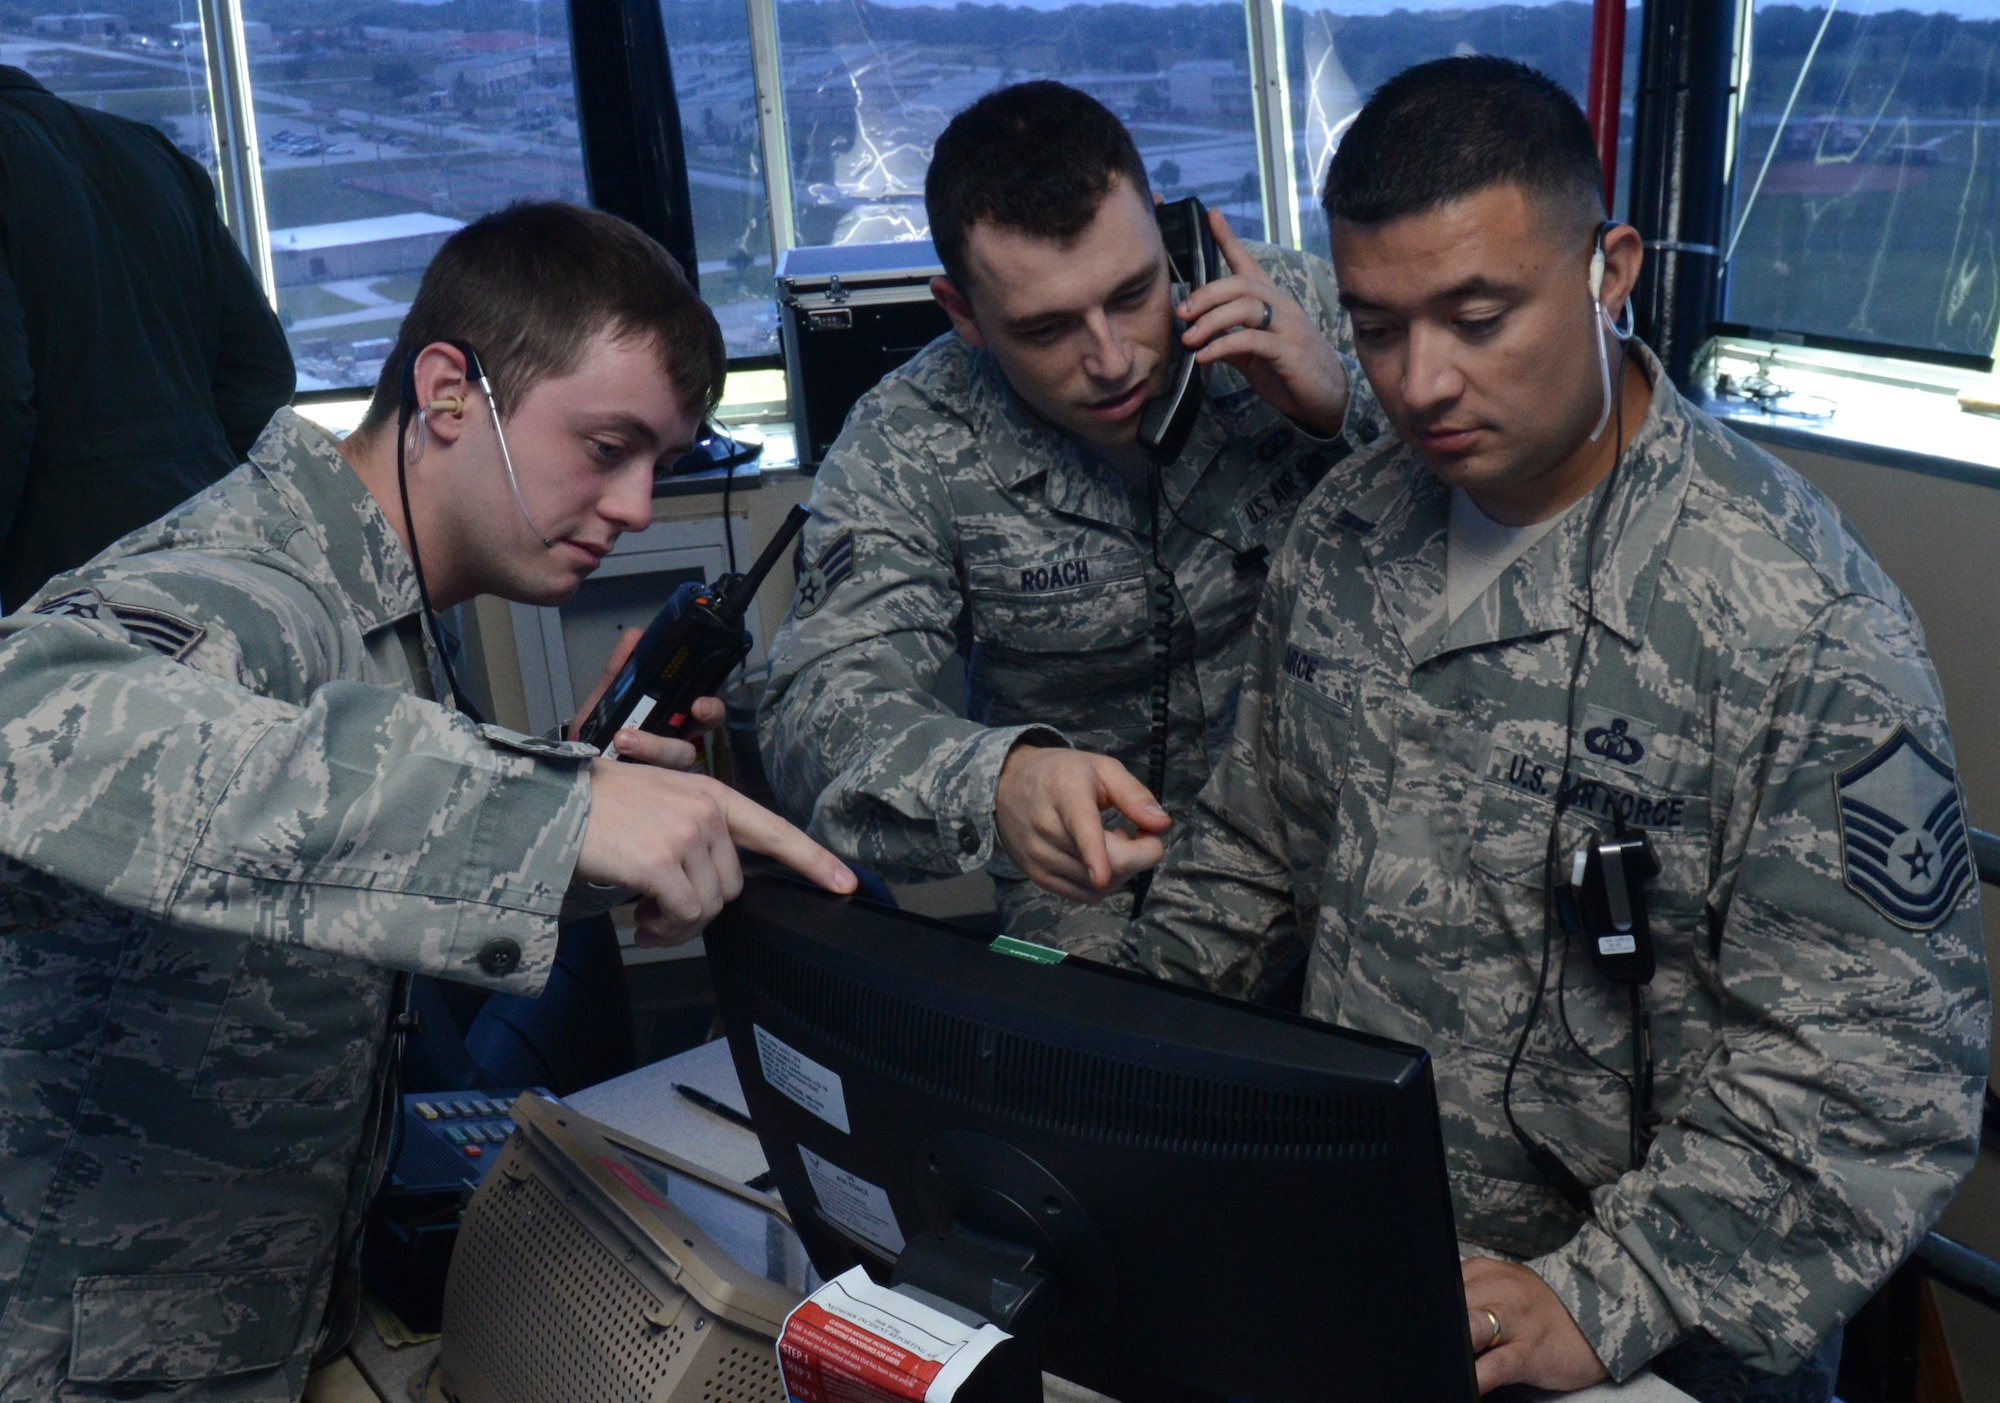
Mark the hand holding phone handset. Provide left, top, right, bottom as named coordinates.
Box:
left=1153, top=203, right=1355, bottom=448
left=1136, top=197, right=1223, bottom=466
left=574, top=504, right=811, bottom=752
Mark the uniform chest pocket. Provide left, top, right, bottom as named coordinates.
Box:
left=1469, top=742, right=1711, bottom=897
left=966, top=555, right=1151, bottom=656
left=1467, top=743, right=1714, bottom=1070
left=193, top=943, right=391, bottom=1104
left=1270, top=645, right=1363, bottom=873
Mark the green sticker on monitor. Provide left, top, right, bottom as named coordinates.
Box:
left=990, top=935, right=1067, bottom=965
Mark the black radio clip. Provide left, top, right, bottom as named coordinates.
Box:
left=1557, top=822, right=1661, bottom=987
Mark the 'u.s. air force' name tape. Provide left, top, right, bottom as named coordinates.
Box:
left=1486, top=746, right=1703, bottom=832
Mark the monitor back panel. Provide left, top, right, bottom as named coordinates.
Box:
left=708, top=879, right=1478, bottom=1403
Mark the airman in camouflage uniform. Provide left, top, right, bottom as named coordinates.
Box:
left=1069, top=58, right=1991, bottom=1397
left=0, top=202, right=849, bottom=1401
left=1092, top=341, right=1990, bottom=1385
left=0, top=409, right=595, bottom=1399
left=759, top=241, right=1381, bottom=938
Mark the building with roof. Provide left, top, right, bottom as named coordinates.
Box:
left=31, top=12, right=124, bottom=42
left=268, top=212, right=464, bottom=287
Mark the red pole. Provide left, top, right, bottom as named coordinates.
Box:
left=1587, top=0, right=1628, bottom=209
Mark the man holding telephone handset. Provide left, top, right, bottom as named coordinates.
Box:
left=761, top=80, right=1384, bottom=939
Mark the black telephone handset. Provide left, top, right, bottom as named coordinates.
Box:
left=1136, top=196, right=1224, bottom=466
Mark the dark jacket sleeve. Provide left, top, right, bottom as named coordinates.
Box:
left=182, top=151, right=292, bottom=457
left=0, top=254, right=34, bottom=557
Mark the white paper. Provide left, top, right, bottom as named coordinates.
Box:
left=756, top=1024, right=851, bottom=1133
left=779, top=1265, right=1010, bottom=1403
left=801, top=1146, right=906, bottom=1255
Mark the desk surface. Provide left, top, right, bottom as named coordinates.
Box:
left=568, top=1035, right=769, bottom=1182
left=568, top=1042, right=1695, bottom=1403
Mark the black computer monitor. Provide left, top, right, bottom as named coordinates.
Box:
left=707, top=876, right=1477, bottom=1403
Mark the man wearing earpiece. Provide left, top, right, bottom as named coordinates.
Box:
left=1078, top=59, right=1990, bottom=1401
left=0, top=202, right=853, bottom=1401
left=760, top=80, right=1383, bottom=940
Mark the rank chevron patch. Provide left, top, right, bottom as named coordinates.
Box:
left=1835, top=726, right=1974, bottom=931
left=33, top=587, right=206, bottom=661
left=793, top=531, right=854, bottom=621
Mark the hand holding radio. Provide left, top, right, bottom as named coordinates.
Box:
left=568, top=625, right=722, bottom=773
left=567, top=503, right=854, bottom=945
left=1173, top=210, right=1351, bottom=439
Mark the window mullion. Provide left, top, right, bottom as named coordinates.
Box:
left=195, top=0, right=273, bottom=301
left=745, top=0, right=796, bottom=256
left=1243, top=0, right=1299, bottom=249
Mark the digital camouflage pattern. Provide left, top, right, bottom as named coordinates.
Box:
left=1084, top=346, right=1990, bottom=1380
left=759, top=243, right=1383, bottom=937
left=0, top=409, right=593, bottom=1399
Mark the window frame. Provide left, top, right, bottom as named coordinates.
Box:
left=1715, top=1, right=2000, bottom=378
left=185, top=0, right=1708, bottom=386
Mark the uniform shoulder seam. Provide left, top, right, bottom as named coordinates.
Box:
left=1680, top=429, right=1903, bottom=616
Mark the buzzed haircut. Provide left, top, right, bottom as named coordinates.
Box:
left=357, top=201, right=725, bottom=441
left=1324, top=57, right=1603, bottom=233
left=926, top=81, right=1150, bottom=294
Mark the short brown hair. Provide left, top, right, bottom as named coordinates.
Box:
left=357, top=202, right=725, bottom=440
left=925, top=81, right=1149, bottom=294
left=1324, top=58, right=1602, bottom=233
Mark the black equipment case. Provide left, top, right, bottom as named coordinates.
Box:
left=776, top=240, right=953, bottom=470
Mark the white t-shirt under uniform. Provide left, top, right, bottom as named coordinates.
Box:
left=1446, top=488, right=1575, bottom=624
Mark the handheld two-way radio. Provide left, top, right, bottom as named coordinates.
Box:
left=1557, top=823, right=1661, bottom=987
left=575, top=505, right=810, bottom=751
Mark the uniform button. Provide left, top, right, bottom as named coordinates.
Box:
left=477, top=938, right=522, bottom=976
left=958, top=824, right=980, bottom=856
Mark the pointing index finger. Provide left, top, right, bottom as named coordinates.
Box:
left=714, top=782, right=857, bottom=894
left=1061, top=785, right=1113, bottom=890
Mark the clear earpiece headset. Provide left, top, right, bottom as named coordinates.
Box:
left=404, top=340, right=553, bottom=548
left=1588, top=221, right=1637, bottom=442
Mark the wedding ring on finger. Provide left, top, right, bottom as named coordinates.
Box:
left=1256, top=299, right=1273, bottom=332
left=1480, top=1307, right=1505, bottom=1349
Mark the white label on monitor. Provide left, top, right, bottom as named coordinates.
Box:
left=755, top=1024, right=851, bottom=1133
left=1598, top=933, right=1638, bottom=956
left=800, top=1148, right=905, bottom=1256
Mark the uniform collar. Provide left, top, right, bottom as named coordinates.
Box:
left=973, top=347, right=1240, bottom=534
left=0, top=67, right=47, bottom=94
left=1338, top=342, right=1694, bottom=667
left=974, top=351, right=1094, bottom=491
left=247, top=408, right=423, bottom=637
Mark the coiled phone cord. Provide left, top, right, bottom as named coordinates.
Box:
left=1130, top=474, right=1176, bottom=914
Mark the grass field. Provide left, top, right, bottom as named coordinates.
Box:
left=258, top=166, right=427, bottom=228
left=1727, top=141, right=2000, bottom=360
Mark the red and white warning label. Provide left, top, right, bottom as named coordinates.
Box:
left=778, top=1266, right=1009, bottom=1403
